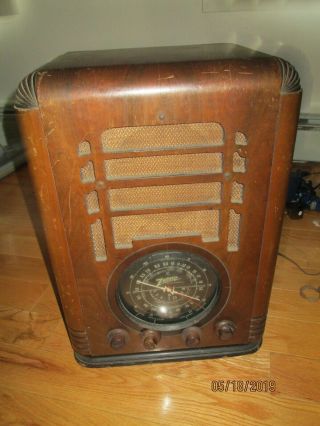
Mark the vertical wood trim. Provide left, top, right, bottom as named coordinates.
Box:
left=252, top=91, right=302, bottom=325
left=16, top=108, right=89, bottom=352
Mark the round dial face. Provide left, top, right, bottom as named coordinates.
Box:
left=116, top=250, right=220, bottom=331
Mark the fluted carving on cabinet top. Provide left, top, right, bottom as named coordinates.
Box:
left=278, top=58, right=301, bottom=94
left=14, top=72, right=38, bottom=110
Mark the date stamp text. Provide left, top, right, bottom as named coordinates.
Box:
left=211, top=380, right=276, bottom=393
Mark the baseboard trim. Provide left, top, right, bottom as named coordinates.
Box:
left=74, top=340, right=262, bottom=368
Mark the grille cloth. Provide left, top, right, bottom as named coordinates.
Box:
left=85, top=191, right=100, bottom=214
left=101, top=122, right=224, bottom=153
left=105, top=153, right=223, bottom=180
left=227, top=209, right=241, bottom=252
left=78, top=141, right=91, bottom=156
left=235, top=132, right=248, bottom=146
left=80, top=161, right=95, bottom=183
left=232, top=152, right=246, bottom=173
left=90, top=219, right=107, bottom=261
left=108, top=182, right=222, bottom=211
left=231, top=182, right=244, bottom=204
left=111, top=210, right=220, bottom=249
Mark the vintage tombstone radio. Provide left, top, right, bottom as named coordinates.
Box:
left=15, top=44, right=301, bottom=366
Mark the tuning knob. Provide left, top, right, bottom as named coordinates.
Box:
left=182, top=326, right=201, bottom=347
left=215, top=320, right=236, bottom=341
left=141, top=330, right=161, bottom=350
left=107, top=328, right=129, bottom=349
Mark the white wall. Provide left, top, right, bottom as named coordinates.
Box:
left=1, top=0, right=320, bottom=112
left=0, top=0, right=319, bottom=161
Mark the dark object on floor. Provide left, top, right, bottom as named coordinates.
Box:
left=286, top=170, right=320, bottom=219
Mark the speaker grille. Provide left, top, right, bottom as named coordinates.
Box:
left=90, top=219, right=107, bottom=261
left=111, top=210, right=220, bottom=249
left=101, top=122, right=224, bottom=153
left=77, top=123, right=249, bottom=257
left=105, top=153, right=223, bottom=180
left=108, top=182, right=221, bottom=212
left=227, top=209, right=241, bottom=252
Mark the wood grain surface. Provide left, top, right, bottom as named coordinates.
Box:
left=0, top=166, right=319, bottom=425
left=15, top=49, right=301, bottom=359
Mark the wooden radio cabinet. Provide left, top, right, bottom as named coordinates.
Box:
left=15, top=44, right=301, bottom=366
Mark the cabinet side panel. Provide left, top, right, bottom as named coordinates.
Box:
left=16, top=109, right=90, bottom=355
left=251, top=91, right=302, bottom=339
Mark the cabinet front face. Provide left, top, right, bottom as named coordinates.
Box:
left=16, top=48, right=301, bottom=366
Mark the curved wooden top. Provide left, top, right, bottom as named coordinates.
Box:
left=14, top=43, right=301, bottom=111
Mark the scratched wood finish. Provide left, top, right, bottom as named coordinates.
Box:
left=0, top=167, right=320, bottom=425
left=14, top=45, right=301, bottom=362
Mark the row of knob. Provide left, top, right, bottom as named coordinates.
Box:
left=107, top=320, right=236, bottom=350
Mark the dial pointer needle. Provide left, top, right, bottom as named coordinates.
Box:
left=136, top=280, right=201, bottom=303
left=136, top=280, right=166, bottom=291
left=167, top=288, right=201, bottom=302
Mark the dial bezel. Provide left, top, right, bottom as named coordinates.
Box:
left=116, top=250, right=221, bottom=331
left=107, top=243, right=231, bottom=333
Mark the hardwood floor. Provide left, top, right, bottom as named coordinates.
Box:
left=0, top=166, right=319, bottom=426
